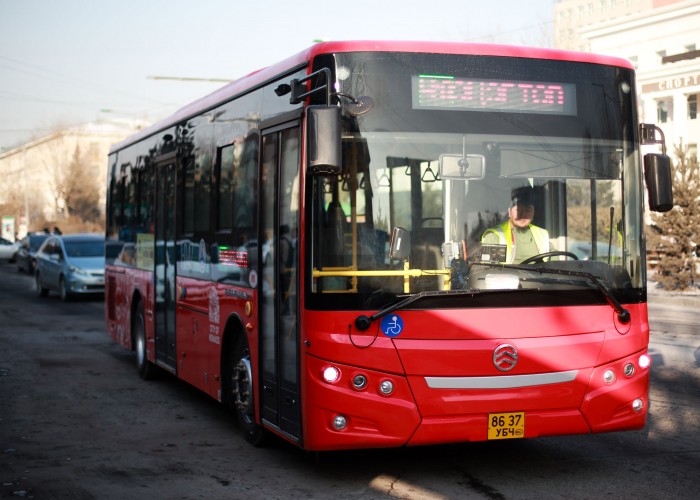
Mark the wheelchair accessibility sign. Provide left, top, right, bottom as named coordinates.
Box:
left=380, top=314, right=404, bottom=337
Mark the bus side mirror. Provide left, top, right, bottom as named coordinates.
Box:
left=307, top=105, right=341, bottom=176
left=644, top=153, right=673, bottom=212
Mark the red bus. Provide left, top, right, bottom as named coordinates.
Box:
left=105, top=41, right=673, bottom=451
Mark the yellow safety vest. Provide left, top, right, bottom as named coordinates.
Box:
left=482, top=221, right=550, bottom=264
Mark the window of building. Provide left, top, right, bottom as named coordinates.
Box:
left=657, top=99, right=670, bottom=123
left=657, top=50, right=666, bottom=65
left=688, top=144, right=697, bottom=162
left=689, top=94, right=698, bottom=120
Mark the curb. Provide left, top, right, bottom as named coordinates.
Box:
left=648, top=292, right=700, bottom=308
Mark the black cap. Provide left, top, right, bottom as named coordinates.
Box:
left=511, top=186, right=536, bottom=206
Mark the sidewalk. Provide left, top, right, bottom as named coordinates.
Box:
left=647, top=280, right=700, bottom=308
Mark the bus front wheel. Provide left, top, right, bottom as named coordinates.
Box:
left=228, top=335, right=266, bottom=446
left=134, top=301, right=156, bottom=380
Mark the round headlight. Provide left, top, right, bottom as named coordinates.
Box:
left=322, top=366, right=341, bottom=384
left=352, top=374, right=367, bottom=390
left=632, top=398, right=644, bottom=412
left=603, top=369, right=616, bottom=384
left=638, top=354, right=652, bottom=369
left=379, top=379, right=394, bottom=395
left=333, top=415, right=347, bottom=430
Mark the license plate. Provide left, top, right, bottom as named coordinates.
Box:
left=487, top=412, right=525, bottom=440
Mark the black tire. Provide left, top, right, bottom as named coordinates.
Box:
left=226, top=335, right=266, bottom=446
left=59, top=276, right=71, bottom=302
left=35, top=272, right=48, bottom=298
left=133, top=301, right=156, bottom=380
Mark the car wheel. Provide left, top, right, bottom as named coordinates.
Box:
left=35, top=272, right=48, bottom=298
left=59, top=276, right=71, bottom=302
left=134, top=301, right=156, bottom=380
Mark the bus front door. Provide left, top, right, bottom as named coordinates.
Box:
left=154, top=154, right=177, bottom=372
left=259, top=122, right=301, bottom=441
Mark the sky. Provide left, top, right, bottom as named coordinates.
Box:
left=0, top=0, right=554, bottom=151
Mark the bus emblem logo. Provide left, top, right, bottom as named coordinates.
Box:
left=493, top=344, right=518, bottom=372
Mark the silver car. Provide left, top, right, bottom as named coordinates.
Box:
left=0, top=237, right=19, bottom=262
left=35, top=233, right=105, bottom=301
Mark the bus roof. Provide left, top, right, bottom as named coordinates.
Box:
left=110, top=41, right=634, bottom=154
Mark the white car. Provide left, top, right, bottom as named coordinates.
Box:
left=0, top=237, right=19, bottom=262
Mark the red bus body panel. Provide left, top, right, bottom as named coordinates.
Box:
left=301, top=304, right=649, bottom=450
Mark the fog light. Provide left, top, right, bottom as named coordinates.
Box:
left=603, top=369, right=616, bottom=384
left=632, top=398, right=644, bottom=412
left=379, top=379, right=394, bottom=395
left=638, top=354, right=651, bottom=369
left=623, top=363, right=635, bottom=377
left=333, top=415, right=347, bottom=430
left=352, top=374, right=367, bottom=390
left=322, top=366, right=341, bottom=384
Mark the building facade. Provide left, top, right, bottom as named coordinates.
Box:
left=554, top=0, right=655, bottom=52
left=0, top=122, right=136, bottom=238
left=555, top=0, right=700, bottom=159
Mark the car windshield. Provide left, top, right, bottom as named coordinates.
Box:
left=64, top=240, right=105, bottom=258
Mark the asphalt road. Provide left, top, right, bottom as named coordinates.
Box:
left=1, top=260, right=698, bottom=499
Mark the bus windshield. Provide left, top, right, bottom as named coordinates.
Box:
left=308, top=52, right=644, bottom=310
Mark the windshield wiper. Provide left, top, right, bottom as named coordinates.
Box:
left=354, top=264, right=630, bottom=331
left=477, top=262, right=631, bottom=324
left=354, top=288, right=524, bottom=331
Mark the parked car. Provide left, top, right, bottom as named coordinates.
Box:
left=15, top=232, right=50, bottom=273
left=0, top=237, right=20, bottom=262
left=34, top=233, right=106, bottom=301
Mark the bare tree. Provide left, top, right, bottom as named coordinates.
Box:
left=64, top=145, right=102, bottom=225
left=35, top=131, right=72, bottom=221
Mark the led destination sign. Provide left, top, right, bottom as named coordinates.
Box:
left=413, top=75, right=577, bottom=115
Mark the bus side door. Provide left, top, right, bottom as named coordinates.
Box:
left=259, top=121, right=301, bottom=440
left=154, top=152, right=177, bottom=372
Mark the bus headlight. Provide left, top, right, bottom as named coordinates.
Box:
left=603, top=370, right=616, bottom=384
left=378, top=379, right=394, bottom=396
left=632, top=398, right=644, bottom=412
left=333, top=415, right=347, bottom=430
left=638, top=354, right=651, bottom=369
left=352, top=374, right=367, bottom=390
left=322, top=366, right=341, bottom=384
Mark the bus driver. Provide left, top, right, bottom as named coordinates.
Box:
left=481, top=186, right=552, bottom=264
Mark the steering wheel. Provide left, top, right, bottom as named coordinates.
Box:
left=520, top=251, right=579, bottom=265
